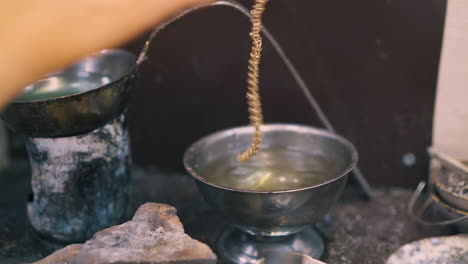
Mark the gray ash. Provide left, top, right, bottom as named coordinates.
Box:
left=446, top=169, right=468, bottom=198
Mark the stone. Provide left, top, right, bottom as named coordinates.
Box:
left=33, top=244, right=82, bottom=264
left=71, top=203, right=216, bottom=264
left=386, top=235, right=468, bottom=264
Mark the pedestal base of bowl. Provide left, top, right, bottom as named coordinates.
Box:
left=217, top=226, right=324, bottom=264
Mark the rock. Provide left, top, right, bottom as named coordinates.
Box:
left=386, top=235, right=468, bottom=264
left=71, top=203, right=216, bottom=264
left=33, top=244, right=82, bottom=264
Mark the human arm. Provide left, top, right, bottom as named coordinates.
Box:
left=0, top=0, right=213, bottom=109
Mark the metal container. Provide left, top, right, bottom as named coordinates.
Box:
left=184, top=124, right=358, bottom=263
left=408, top=181, right=468, bottom=233
left=433, top=166, right=468, bottom=212
left=184, top=124, right=357, bottom=236
left=431, top=190, right=468, bottom=233
left=408, top=148, right=468, bottom=233
left=428, top=149, right=468, bottom=211
left=0, top=50, right=136, bottom=242
left=1, top=49, right=137, bottom=138
left=0, top=121, right=8, bottom=169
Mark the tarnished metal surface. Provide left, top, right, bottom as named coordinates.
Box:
left=1, top=50, right=136, bottom=138
left=431, top=160, right=468, bottom=212
left=217, top=226, right=324, bottom=263
left=25, top=113, right=132, bottom=242
left=408, top=181, right=468, bottom=233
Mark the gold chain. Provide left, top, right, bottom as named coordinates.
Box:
left=237, top=0, right=269, bottom=162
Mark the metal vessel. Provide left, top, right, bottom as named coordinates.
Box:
left=184, top=124, right=358, bottom=263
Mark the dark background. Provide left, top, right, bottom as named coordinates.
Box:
left=126, top=0, right=446, bottom=187
left=8, top=0, right=447, bottom=188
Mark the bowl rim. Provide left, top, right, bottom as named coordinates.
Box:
left=11, top=49, right=136, bottom=104
left=183, top=123, right=358, bottom=194
left=430, top=188, right=468, bottom=216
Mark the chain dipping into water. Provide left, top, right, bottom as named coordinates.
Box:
left=237, top=0, right=269, bottom=162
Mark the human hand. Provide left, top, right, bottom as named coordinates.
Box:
left=0, top=0, right=213, bottom=109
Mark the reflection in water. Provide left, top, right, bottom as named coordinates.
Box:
left=16, top=72, right=112, bottom=102
left=201, top=148, right=336, bottom=191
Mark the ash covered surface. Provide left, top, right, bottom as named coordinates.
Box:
left=447, top=171, right=468, bottom=198
left=316, top=188, right=456, bottom=264
left=0, top=162, right=456, bottom=263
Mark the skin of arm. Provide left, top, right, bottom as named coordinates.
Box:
left=0, top=0, right=213, bottom=110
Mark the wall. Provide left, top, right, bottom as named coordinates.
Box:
left=433, top=0, right=468, bottom=160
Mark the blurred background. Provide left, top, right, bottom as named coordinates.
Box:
left=1, top=0, right=447, bottom=188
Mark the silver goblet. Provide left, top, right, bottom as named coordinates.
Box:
left=184, top=124, right=358, bottom=264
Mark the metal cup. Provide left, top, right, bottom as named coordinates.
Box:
left=184, top=124, right=358, bottom=263
left=1, top=50, right=136, bottom=242
left=1, top=49, right=136, bottom=138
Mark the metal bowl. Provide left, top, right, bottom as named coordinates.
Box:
left=431, top=161, right=468, bottom=212
left=183, top=124, right=358, bottom=236
left=1, top=49, right=137, bottom=138
left=431, top=190, right=468, bottom=233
